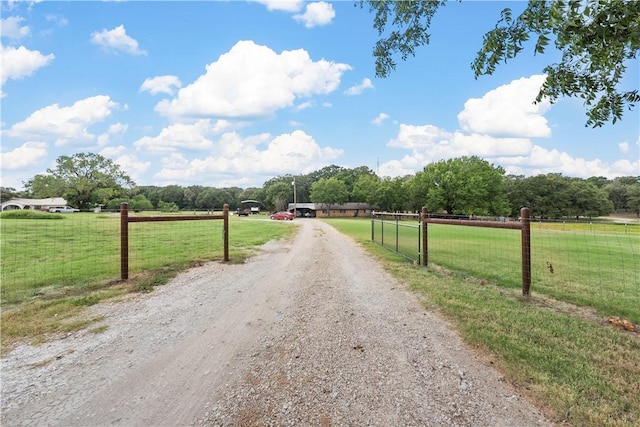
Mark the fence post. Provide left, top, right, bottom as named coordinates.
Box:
left=223, top=204, right=229, bottom=262
left=371, top=211, right=374, bottom=242
left=520, top=207, right=531, bottom=296
left=421, top=206, right=428, bottom=266
left=120, top=202, right=129, bottom=280
left=395, top=213, right=399, bottom=253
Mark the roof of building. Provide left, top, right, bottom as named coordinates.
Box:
left=1, top=197, right=67, bottom=210
left=288, top=202, right=378, bottom=210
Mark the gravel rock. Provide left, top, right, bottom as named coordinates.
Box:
left=1, top=220, right=551, bottom=426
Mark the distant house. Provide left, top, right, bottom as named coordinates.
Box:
left=287, top=202, right=378, bottom=218
left=1, top=197, right=68, bottom=212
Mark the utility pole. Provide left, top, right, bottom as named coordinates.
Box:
left=292, top=179, right=297, bottom=218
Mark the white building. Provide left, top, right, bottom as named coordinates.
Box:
left=1, top=197, right=68, bottom=211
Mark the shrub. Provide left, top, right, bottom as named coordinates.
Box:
left=0, top=210, right=63, bottom=220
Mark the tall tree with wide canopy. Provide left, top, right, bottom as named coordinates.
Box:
left=310, top=177, right=349, bottom=216
left=352, top=174, right=381, bottom=206
left=364, top=0, right=640, bottom=127
left=266, top=181, right=294, bottom=212
left=413, top=156, right=510, bottom=216
left=25, top=152, right=135, bottom=210
left=374, top=176, right=408, bottom=212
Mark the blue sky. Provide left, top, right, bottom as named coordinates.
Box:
left=1, top=0, right=638, bottom=191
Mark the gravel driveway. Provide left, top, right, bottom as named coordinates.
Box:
left=1, top=219, right=551, bottom=426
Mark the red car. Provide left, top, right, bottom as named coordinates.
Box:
left=270, top=211, right=294, bottom=220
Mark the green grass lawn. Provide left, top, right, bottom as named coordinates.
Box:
left=1, top=211, right=295, bottom=352
left=326, top=217, right=640, bottom=427
left=2, top=211, right=638, bottom=426
left=373, top=218, right=639, bottom=323
left=1, top=211, right=295, bottom=304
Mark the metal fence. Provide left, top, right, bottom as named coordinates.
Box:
left=372, top=208, right=531, bottom=295
left=120, top=202, right=229, bottom=279
left=371, top=208, right=639, bottom=323
left=1, top=207, right=230, bottom=305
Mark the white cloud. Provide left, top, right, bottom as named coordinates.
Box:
left=294, top=101, right=314, bottom=112
left=371, top=113, right=390, bottom=126
left=45, top=14, right=68, bottom=27
left=345, top=78, right=373, bottom=96
left=1, top=16, right=30, bottom=39
left=382, top=121, right=635, bottom=179
left=379, top=75, right=635, bottom=179
left=387, top=124, right=531, bottom=161
left=253, top=0, right=303, bottom=12
left=5, top=95, right=117, bottom=144
left=378, top=158, right=420, bottom=179
left=155, top=40, right=351, bottom=119
left=96, top=122, right=128, bottom=146
left=90, top=25, right=146, bottom=55
left=457, top=74, right=551, bottom=138
left=0, top=141, right=47, bottom=170
left=497, top=146, right=640, bottom=179
left=0, top=44, right=55, bottom=89
left=108, top=122, right=128, bottom=135
left=113, top=154, right=151, bottom=183
left=140, top=75, right=182, bottom=95
left=293, top=1, right=335, bottom=28
left=619, top=142, right=629, bottom=153
left=134, top=120, right=217, bottom=155
left=151, top=129, right=343, bottom=186
left=99, top=145, right=127, bottom=158
left=388, top=124, right=453, bottom=150
left=97, top=146, right=150, bottom=184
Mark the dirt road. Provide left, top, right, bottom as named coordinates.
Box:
left=1, top=219, right=550, bottom=426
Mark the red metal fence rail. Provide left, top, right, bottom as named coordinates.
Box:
left=420, top=206, right=531, bottom=296
left=120, top=202, right=229, bottom=280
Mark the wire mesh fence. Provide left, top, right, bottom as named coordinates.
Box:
left=370, top=212, right=421, bottom=263
left=1, top=210, right=227, bottom=305
left=372, top=212, right=639, bottom=323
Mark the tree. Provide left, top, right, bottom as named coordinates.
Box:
left=413, top=156, right=509, bottom=216
left=506, top=173, right=615, bottom=218
left=506, top=173, right=571, bottom=218
left=567, top=178, right=613, bottom=218
left=626, top=184, right=640, bottom=218
left=24, top=153, right=135, bottom=210
left=334, top=166, right=377, bottom=201
left=352, top=174, right=380, bottom=205
left=374, top=177, right=408, bottom=211
left=1, top=187, right=21, bottom=202
left=605, top=176, right=640, bottom=213
left=310, top=177, right=349, bottom=216
left=364, top=0, right=640, bottom=127
left=266, top=181, right=294, bottom=212
left=183, top=185, right=204, bottom=209
left=196, top=188, right=231, bottom=210
left=23, top=174, right=66, bottom=199
left=157, top=185, right=185, bottom=209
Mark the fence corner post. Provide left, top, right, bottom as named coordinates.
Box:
left=421, top=206, right=428, bottom=266
left=223, top=204, right=229, bottom=262
left=520, top=207, right=531, bottom=296
left=120, top=202, right=129, bottom=280
left=371, top=210, right=374, bottom=242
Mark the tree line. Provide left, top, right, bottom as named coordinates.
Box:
left=1, top=153, right=638, bottom=219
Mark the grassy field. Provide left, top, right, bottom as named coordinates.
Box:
left=0, top=211, right=296, bottom=351
left=328, top=217, right=640, bottom=427
left=373, top=218, right=639, bottom=323
left=2, top=211, right=639, bottom=425
left=1, top=211, right=294, bottom=303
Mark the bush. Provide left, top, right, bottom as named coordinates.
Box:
left=0, top=210, right=63, bottom=220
